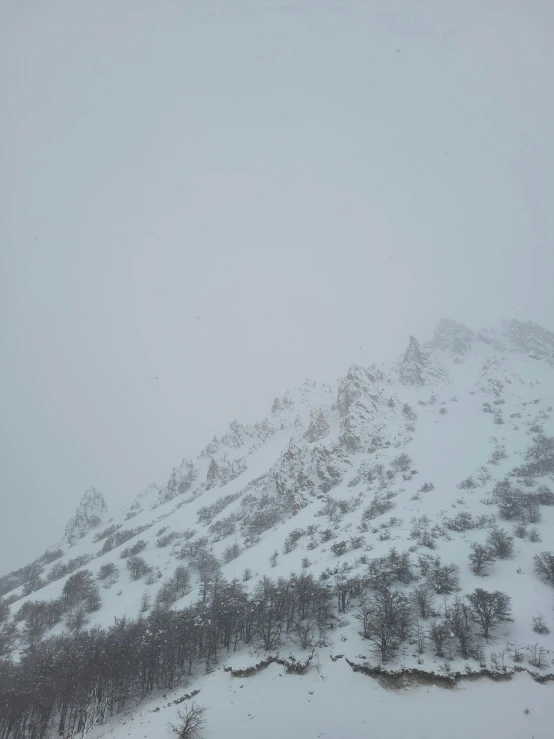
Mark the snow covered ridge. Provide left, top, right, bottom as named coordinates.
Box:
left=1, top=317, right=554, bottom=739
left=62, top=487, right=108, bottom=545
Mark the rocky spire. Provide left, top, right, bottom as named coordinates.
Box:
left=163, top=459, right=197, bottom=502
left=398, top=336, right=427, bottom=386
left=303, top=408, right=330, bottom=443
left=398, top=335, right=446, bottom=386
left=63, top=487, right=108, bottom=544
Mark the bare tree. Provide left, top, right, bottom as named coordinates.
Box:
left=65, top=604, right=89, bottom=634
left=468, top=543, right=495, bottom=576
left=429, top=620, right=449, bottom=657
left=62, top=569, right=101, bottom=615
left=427, top=559, right=460, bottom=594
left=466, top=588, right=513, bottom=638
left=0, top=599, right=9, bottom=624
left=0, top=621, right=16, bottom=657
left=127, top=556, right=151, bottom=581
left=447, top=598, right=474, bottom=659
left=291, top=618, right=317, bottom=650
left=527, top=643, right=549, bottom=669
left=140, top=592, right=151, bottom=613
left=330, top=541, right=348, bottom=556
left=486, top=529, right=514, bottom=559
left=168, top=704, right=207, bottom=739
left=533, top=551, right=554, bottom=585
left=411, top=584, right=435, bottom=619
left=97, top=562, right=119, bottom=584
left=357, top=584, right=411, bottom=662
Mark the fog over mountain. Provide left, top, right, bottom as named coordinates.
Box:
left=1, top=317, right=554, bottom=739
left=1, top=0, right=553, bottom=585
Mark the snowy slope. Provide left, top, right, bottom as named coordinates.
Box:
left=85, top=660, right=553, bottom=739
left=1, top=318, right=554, bottom=739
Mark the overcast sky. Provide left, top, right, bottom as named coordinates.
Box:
left=1, top=0, right=553, bottom=573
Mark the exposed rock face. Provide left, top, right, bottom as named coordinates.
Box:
left=339, top=409, right=373, bottom=453
left=335, top=365, right=387, bottom=452
left=501, top=320, right=554, bottom=362
left=221, top=420, right=249, bottom=449
left=252, top=418, right=276, bottom=445
left=162, top=459, right=198, bottom=503
left=63, top=487, right=108, bottom=544
left=431, top=319, right=476, bottom=356
left=273, top=442, right=316, bottom=512
left=311, top=444, right=350, bottom=493
left=304, top=408, right=330, bottom=443
left=205, top=456, right=247, bottom=490
left=398, top=336, right=446, bottom=386
left=199, top=436, right=220, bottom=459
left=399, top=336, right=426, bottom=385
left=337, top=366, right=383, bottom=418
left=272, top=440, right=350, bottom=513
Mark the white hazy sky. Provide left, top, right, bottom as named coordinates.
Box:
left=1, top=0, right=553, bottom=573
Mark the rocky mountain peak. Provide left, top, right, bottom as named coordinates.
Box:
left=220, top=420, right=248, bottom=448
left=502, top=319, right=554, bottom=361
left=398, top=335, right=446, bottom=386
left=431, top=319, right=476, bottom=355
left=63, top=487, right=108, bottom=544
left=163, top=459, right=198, bottom=503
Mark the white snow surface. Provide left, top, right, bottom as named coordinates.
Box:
left=87, top=660, right=551, bottom=739
left=2, top=318, right=554, bottom=739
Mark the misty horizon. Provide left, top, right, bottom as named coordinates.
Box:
left=1, top=1, right=554, bottom=572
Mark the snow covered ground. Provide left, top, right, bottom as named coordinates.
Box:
left=1, top=318, right=554, bottom=739
left=89, top=656, right=552, bottom=739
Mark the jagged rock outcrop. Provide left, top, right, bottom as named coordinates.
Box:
left=303, top=408, right=330, bottom=443
left=206, top=455, right=247, bottom=490
left=478, top=320, right=554, bottom=365
left=398, top=336, right=447, bottom=386
left=311, top=444, right=350, bottom=492
left=501, top=319, right=554, bottom=362
left=337, top=366, right=383, bottom=418
left=220, top=420, right=249, bottom=449
left=339, top=407, right=376, bottom=453
left=162, top=459, right=198, bottom=503
left=431, top=319, right=476, bottom=356
left=335, top=366, right=386, bottom=452
left=273, top=442, right=316, bottom=512
left=199, top=436, right=220, bottom=459
left=63, top=487, right=108, bottom=544
left=252, top=418, right=276, bottom=445
left=271, top=392, right=294, bottom=414
left=272, top=440, right=350, bottom=513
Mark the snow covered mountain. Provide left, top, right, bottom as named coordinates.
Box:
left=62, top=487, right=109, bottom=545
left=1, top=318, right=554, bottom=739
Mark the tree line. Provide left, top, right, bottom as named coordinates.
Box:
left=0, top=573, right=331, bottom=739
